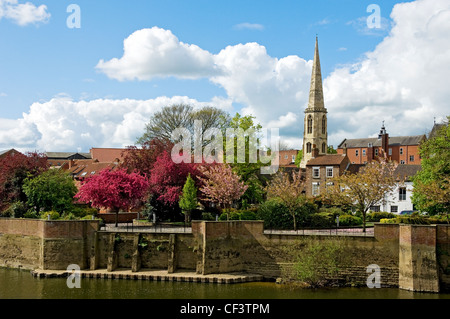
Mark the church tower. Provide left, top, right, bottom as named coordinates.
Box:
left=300, top=37, right=328, bottom=168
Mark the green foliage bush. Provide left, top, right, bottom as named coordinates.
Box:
left=201, top=212, right=215, bottom=221
left=40, top=211, right=60, bottom=220
left=239, top=210, right=257, bottom=220
left=309, top=212, right=335, bottom=228
left=218, top=209, right=258, bottom=221
left=367, top=212, right=396, bottom=222
left=1, top=201, right=28, bottom=218
left=338, top=214, right=362, bottom=226
left=380, top=218, right=397, bottom=224
left=23, top=209, right=39, bottom=219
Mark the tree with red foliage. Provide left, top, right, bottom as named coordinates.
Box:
left=149, top=150, right=199, bottom=206
left=120, top=138, right=174, bottom=177
left=75, top=168, right=149, bottom=226
left=0, top=151, right=48, bottom=213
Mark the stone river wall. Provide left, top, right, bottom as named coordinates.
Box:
left=0, top=218, right=448, bottom=292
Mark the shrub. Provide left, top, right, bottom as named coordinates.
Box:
left=201, top=212, right=215, bottom=221
left=40, top=211, right=60, bottom=220
left=380, top=218, right=397, bottom=224
left=308, top=212, right=335, bottom=228
left=2, top=201, right=29, bottom=218
left=23, top=209, right=39, bottom=219
left=257, top=199, right=295, bottom=229
left=338, top=214, right=362, bottom=226
left=367, top=212, right=396, bottom=222
left=229, top=211, right=241, bottom=220
left=239, top=210, right=257, bottom=220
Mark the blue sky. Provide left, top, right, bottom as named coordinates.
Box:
left=0, top=0, right=449, bottom=152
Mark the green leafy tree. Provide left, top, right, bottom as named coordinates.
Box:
left=412, top=117, right=449, bottom=217
left=224, top=113, right=267, bottom=204
left=179, top=174, right=198, bottom=223
left=23, top=169, right=77, bottom=215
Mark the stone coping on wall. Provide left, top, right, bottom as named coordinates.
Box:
left=31, top=268, right=264, bottom=284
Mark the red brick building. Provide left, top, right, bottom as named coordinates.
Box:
left=304, top=152, right=351, bottom=197
left=336, top=124, right=425, bottom=165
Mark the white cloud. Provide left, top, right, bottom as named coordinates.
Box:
left=325, top=0, right=450, bottom=146
left=0, top=96, right=227, bottom=152
left=0, top=0, right=50, bottom=26
left=233, top=22, right=264, bottom=31
left=96, top=27, right=218, bottom=81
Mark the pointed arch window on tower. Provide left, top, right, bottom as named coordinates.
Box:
left=307, top=115, right=313, bottom=134
left=322, top=143, right=326, bottom=154
left=306, top=142, right=312, bottom=153
left=322, top=116, right=326, bottom=134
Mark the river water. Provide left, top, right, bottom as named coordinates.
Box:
left=1, top=268, right=449, bottom=300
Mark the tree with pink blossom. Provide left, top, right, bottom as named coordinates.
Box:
left=75, top=168, right=149, bottom=226
left=198, top=163, right=248, bottom=219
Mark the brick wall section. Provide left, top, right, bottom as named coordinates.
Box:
left=437, top=225, right=450, bottom=291
left=399, top=225, right=440, bottom=292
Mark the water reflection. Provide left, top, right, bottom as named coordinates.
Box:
left=1, top=268, right=449, bottom=299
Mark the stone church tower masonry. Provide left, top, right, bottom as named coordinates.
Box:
left=300, top=37, right=328, bottom=168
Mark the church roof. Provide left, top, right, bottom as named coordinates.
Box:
left=337, top=135, right=425, bottom=148
left=306, top=154, right=347, bottom=166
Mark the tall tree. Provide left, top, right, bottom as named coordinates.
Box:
left=120, top=138, right=173, bottom=177
left=198, top=163, right=248, bottom=219
left=137, top=104, right=230, bottom=145
left=266, top=170, right=306, bottom=231
left=178, top=173, right=198, bottom=223
left=328, top=157, right=399, bottom=232
left=75, top=168, right=149, bottom=226
left=0, top=151, right=48, bottom=213
left=412, top=117, right=449, bottom=216
left=224, top=113, right=267, bottom=204
left=23, top=169, right=77, bottom=215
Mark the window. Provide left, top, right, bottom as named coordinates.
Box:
left=312, top=182, right=320, bottom=196
left=390, top=206, right=398, bottom=213
left=399, top=187, right=406, bottom=201
left=326, top=167, right=333, bottom=178
left=355, top=150, right=359, bottom=157
left=399, top=187, right=407, bottom=201
left=307, top=115, right=313, bottom=134
left=306, top=142, right=312, bottom=153
left=313, top=167, right=320, bottom=178
left=389, top=148, right=392, bottom=156
left=409, top=155, right=414, bottom=162
left=292, top=155, right=296, bottom=163
left=370, top=206, right=380, bottom=212
left=375, top=148, right=378, bottom=156
left=362, top=149, right=366, bottom=156
left=322, top=116, right=326, bottom=134
left=284, top=155, right=288, bottom=159
left=400, top=160, right=405, bottom=164
left=322, top=143, right=326, bottom=154
left=400, top=148, right=403, bottom=155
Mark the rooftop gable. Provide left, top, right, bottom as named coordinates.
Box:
left=306, top=154, right=347, bottom=166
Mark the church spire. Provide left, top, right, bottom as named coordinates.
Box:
left=300, top=36, right=328, bottom=169
left=306, top=36, right=325, bottom=111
